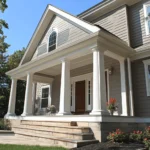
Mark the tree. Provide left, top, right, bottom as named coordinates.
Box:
left=0, top=0, right=10, bottom=117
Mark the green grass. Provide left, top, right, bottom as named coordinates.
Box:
left=0, top=144, right=68, bottom=150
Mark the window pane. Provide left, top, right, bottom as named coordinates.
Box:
left=148, top=20, right=150, bottom=33
left=49, top=31, right=57, bottom=52
left=147, top=6, right=150, bottom=16
left=41, top=88, right=49, bottom=108
left=41, top=98, right=48, bottom=108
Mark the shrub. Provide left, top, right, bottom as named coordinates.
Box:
left=143, top=126, right=150, bottom=139
left=129, top=130, right=143, bottom=143
left=46, top=105, right=57, bottom=114
left=0, top=119, right=11, bottom=130
left=143, top=138, right=150, bottom=149
left=107, top=129, right=129, bottom=143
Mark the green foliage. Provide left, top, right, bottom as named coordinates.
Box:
left=7, top=48, right=25, bottom=70
left=107, top=129, right=129, bottom=143
left=0, top=0, right=8, bottom=13
left=0, top=119, right=11, bottom=130
left=129, top=130, right=143, bottom=143
left=143, top=138, right=150, bottom=149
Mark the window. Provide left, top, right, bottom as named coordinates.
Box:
left=143, top=59, right=150, bottom=96
left=71, top=84, right=73, bottom=106
left=144, top=2, right=150, bottom=35
left=48, top=31, right=57, bottom=52
left=41, top=87, right=49, bottom=108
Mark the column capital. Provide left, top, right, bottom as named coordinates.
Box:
left=10, top=77, right=17, bottom=81
left=92, top=46, right=106, bottom=53
left=60, top=57, right=70, bottom=63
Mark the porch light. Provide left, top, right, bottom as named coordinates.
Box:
left=108, top=66, right=114, bottom=75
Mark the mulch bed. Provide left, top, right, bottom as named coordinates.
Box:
left=71, top=142, right=146, bottom=150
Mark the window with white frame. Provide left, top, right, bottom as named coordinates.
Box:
left=41, top=87, right=50, bottom=108
left=143, top=59, right=150, bottom=96
left=144, top=2, right=150, bottom=35
left=48, top=30, right=57, bottom=52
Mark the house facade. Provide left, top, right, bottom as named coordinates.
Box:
left=4, top=0, right=150, bottom=147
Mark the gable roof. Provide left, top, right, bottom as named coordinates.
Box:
left=20, top=5, right=100, bottom=65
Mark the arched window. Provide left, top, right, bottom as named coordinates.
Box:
left=48, top=31, right=57, bottom=52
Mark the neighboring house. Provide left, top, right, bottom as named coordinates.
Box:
left=5, top=0, right=150, bottom=148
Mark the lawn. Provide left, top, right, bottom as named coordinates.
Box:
left=0, top=144, right=67, bottom=150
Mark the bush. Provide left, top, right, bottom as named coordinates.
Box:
left=0, top=119, right=11, bottom=130
left=143, top=126, right=150, bottom=139
left=143, top=138, right=150, bottom=149
left=129, top=130, right=143, bottom=143
left=107, top=129, right=129, bottom=143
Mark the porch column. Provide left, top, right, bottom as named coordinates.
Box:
left=21, top=72, right=33, bottom=116
left=90, top=47, right=108, bottom=115
left=120, top=60, right=128, bottom=116
left=5, top=78, right=17, bottom=117
left=127, top=58, right=134, bottom=116
left=57, top=59, right=71, bottom=115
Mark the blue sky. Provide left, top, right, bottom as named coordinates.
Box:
left=1, top=0, right=102, bottom=55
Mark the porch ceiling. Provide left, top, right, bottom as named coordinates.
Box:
left=38, top=53, right=93, bottom=76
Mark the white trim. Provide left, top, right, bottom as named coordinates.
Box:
left=143, top=2, right=150, bottom=36
left=143, top=59, right=150, bottom=96
left=105, top=69, right=110, bottom=101
left=40, top=85, right=51, bottom=110
left=6, top=115, right=150, bottom=123
left=48, top=5, right=100, bottom=34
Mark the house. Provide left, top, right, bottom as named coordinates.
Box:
left=5, top=0, right=150, bottom=148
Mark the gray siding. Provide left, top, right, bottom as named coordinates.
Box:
left=92, top=5, right=130, bottom=45
left=129, top=0, right=150, bottom=48
left=132, top=57, right=150, bottom=117
left=32, top=16, right=89, bottom=60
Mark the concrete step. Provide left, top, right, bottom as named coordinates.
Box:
left=12, top=124, right=90, bottom=134
left=12, top=127, right=94, bottom=140
left=21, top=120, right=75, bottom=127
left=15, top=132, right=99, bottom=148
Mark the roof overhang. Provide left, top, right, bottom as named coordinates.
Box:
left=20, top=5, right=100, bottom=66
left=78, top=0, right=142, bottom=22
left=7, top=29, right=135, bottom=79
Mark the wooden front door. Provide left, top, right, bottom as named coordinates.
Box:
left=75, top=80, right=85, bottom=114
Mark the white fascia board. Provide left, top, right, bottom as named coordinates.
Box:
left=48, top=5, right=100, bottom=33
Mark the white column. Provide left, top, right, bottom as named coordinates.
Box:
left=127, top=58, right=134, bottom=116
left=120, top=60, right=128, bottom=116
left=57, top=59, right=71, bottom=115
left=5, top=78, right=17, bottom=117
left=21, top=73, right=33, bottom=116
left=90, top=47, right=108, bottom=115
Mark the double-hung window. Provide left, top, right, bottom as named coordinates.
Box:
left=48, top=31, right=57, bottom=52
left=41, top=87, right=50, bottom=108
left=144, top=2, right=150, bottom=35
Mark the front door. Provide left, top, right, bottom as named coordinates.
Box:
left=75, top=80, right=85, bottom=114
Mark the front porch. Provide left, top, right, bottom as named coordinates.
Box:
left=5, top=31, right=135, bottom=118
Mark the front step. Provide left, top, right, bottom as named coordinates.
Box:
left=12, top=120, right=99, bottom=148
left=12, top=126, right=93, bottom=140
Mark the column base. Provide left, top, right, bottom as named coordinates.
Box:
left=90, top=110, right=109, bottom=116
left=56, top=112, right=72, bottom=116
left=21, top=113, right=33, bottom=117
left=5, top=113, right=16, bottom=118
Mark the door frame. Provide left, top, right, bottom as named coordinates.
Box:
left=71, top=73, right=92, bottom=112
left=70, top=71, right=110, bottom=112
